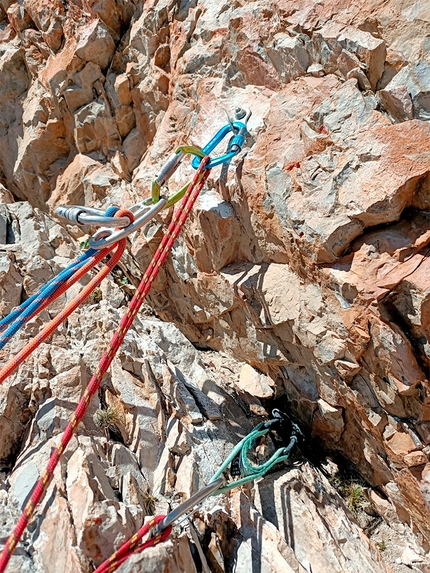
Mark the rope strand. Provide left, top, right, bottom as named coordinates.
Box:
left=0, top=240, right=126, bottom=385
left=0, top=157, right=210, bottom=573
left=0, top=206, right=121, bottom=342
left=94, top=516, right=172, bottom=573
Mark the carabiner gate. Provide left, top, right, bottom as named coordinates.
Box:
left=151, top=146, right=205, bottom=204
left=152, top=476, right=225, bottom=536
left=55, top=205, right=131, bottom=229
left=191, top=107, right=252, bottom=170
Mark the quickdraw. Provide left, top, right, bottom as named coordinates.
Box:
left=0, top=109, right=252, bottom=573
left=159, top=410, right=301, bottom=528
left=210, top=413, right=301, bottom=495
left=57, top=109, right=250, bottom=251
left=95, top=411, right=301, bottom=572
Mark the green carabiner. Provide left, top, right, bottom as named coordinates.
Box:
left=208, top=415, right=299, bottom=495
left=151, top=145, right=206, bottom=205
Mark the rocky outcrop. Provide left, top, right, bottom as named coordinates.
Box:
left=1, top=0, right=430, bottom=572
left=0, top=206, right=395, bottom=572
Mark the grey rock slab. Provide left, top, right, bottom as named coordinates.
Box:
left=379, top=61, right=430, bottom=121
left=75, top=19, right=115, bottom=71
left=229, top=492, right=306, bottom=573
left=0, top=211, right=6, bottom=244
left=253, top=464, right=392, bottom=573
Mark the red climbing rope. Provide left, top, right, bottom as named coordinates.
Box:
left=0, top=245, right=115, bottom=331
left=0, top=240, right=126, bottom=385
left=94, top=515, right=172, bottom=573
left=0, top=208, right=135, bottom=386
left=0, top=157, right=210, bottom=573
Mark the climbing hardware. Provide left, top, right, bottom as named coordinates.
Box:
left=0, top=108, right=301, bottom=573
left=0, top=154, right=211, bottom=573
left=0, top=206, right=127, bottom=351
left=95, top=412, right=301, bottom=572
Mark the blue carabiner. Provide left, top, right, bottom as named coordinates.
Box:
left=192, top=109, right=251, bottom=170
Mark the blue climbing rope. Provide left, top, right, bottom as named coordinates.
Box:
left=0, top=206, right=119, bottom=348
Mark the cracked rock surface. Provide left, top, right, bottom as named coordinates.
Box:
left=0, top=0, right=430, bottom=572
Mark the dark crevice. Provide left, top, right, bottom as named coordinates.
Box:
left=381, top=295, right=430, bottom=378
left=189, top=539, right=203, bottom=572
left=266, top=393, right=380, bottom=531
left=324, top=204, right=430, bottom=265
left=97, top=387, right=126, bottom=445
left=199, top=514, right=241, bottom=573
left=320, top=208, right=430, bottom=276
left=0, top=421, right=30, bottom=479
left=106, top=425, right=125, bottom=445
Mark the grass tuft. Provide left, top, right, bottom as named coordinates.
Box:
left=93, top=406, right=121, bottom=429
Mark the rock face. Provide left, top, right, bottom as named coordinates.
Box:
left=0, top=0, right=430, bottom=572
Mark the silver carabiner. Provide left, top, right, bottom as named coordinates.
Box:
left=55, top=205, right=131, bottom=229
left=89, top=198, right=168, bottom=249
left=152, top=476, right=225, bottom=536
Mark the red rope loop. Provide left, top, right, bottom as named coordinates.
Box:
left=0, top=158, right=211, bottom=573
left=114, top=208, right=135, bottom=226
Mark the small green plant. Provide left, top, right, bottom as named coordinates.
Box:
left=93, top=405, right=121, bottom=430
left=327, top=471, right=367, bottom=516
left=80, top=238, right=90, bottom=250
left=142, top=488, right=157, bottom=515
left=376, top=540, right=386, bottom=552
left=120, top=276, right=130, bottom=285
left=346, top=483, right=366, bottom=515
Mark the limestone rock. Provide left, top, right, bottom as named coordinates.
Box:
left=1, top=0, right=430, bottom=571
left=402, top=547, right=423, bottom=566
left=0, top=182, right=14, bottom=203
left=311, top=398, right=344, bottom=444
left=48, top=153, right=122, bottom=209
left=75, top=19, right=115, bottom=72
left=237, top=364, right=274, bottom=399
left=23, top=0, right=65, bottom=51
left=116, top=537, right=197, bottom=573
left=0, top=45, right=30, bottom=188
left=228, top=493, right=305, bottom=573
left=6, top=3, right=33, bottom=33
left=314, top=23, right=386, bottom=89
left=0, top=254, right=22, bottom=313
left=252, top=464, right=392, bottom=573
left=379, top=61, right=430, bottom=121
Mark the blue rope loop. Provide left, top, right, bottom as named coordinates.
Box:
left=0, top=206, right=120, bottom=348
left=104, top=206, right=119, bottom=218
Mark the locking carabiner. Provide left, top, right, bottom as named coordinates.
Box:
left=191, top=108, right=252, bottom=170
